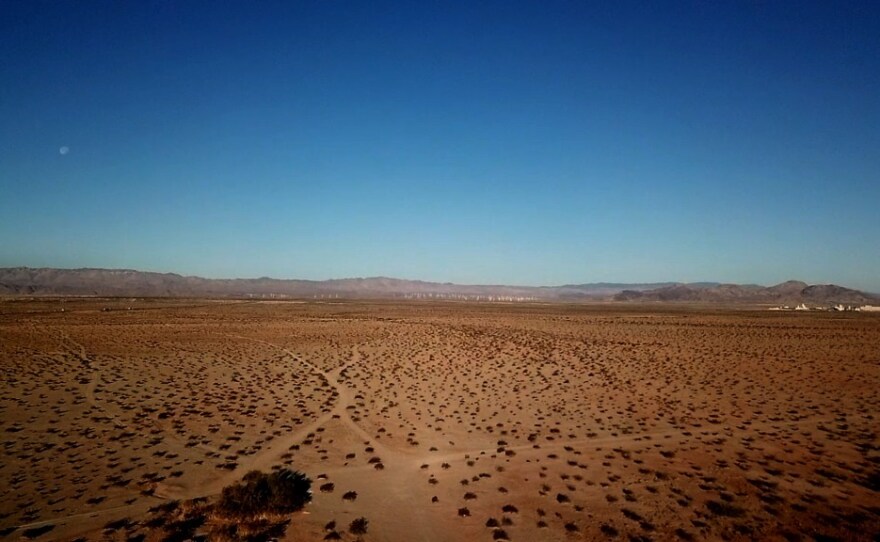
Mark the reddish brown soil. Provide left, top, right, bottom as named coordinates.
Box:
left=1, top=298, right=878, bottom=541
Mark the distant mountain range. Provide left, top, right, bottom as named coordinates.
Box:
left=0, top=267, right=876, bottom=305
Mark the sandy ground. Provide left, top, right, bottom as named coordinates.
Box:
left=1, top=298, right=879, bottom=541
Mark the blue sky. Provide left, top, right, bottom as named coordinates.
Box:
left=2, top=1, right=878, bottom=290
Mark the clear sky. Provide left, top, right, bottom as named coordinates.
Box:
left=2, top=1, right=878, bottom=290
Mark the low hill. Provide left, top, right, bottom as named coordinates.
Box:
left=614, top=281, right=876, bottom=305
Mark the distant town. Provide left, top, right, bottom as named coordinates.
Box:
left=770, top=303, right=880, bottom=312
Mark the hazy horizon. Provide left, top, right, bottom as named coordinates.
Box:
left=2, top=1, right=878, bottom=291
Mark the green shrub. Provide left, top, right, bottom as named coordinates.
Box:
left=216, top=469, right=311, bottom=519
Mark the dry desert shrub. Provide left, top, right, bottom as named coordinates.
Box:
left=348, top=517, right=368, bottom=535
left=215, top=469, right=311, bottom=520
left=342, top=490, right=358, bottom=501
left=704, top=499, right=745, bottom=518
left=22, top=525, right=55, bottom=539
left=174, top=468, right=313, bottom=542
left=209, top=518, right=290, bottom=542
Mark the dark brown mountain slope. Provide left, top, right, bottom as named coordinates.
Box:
left=615, top=281, right=876, bottom=305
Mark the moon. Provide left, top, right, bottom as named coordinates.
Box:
left=59, top=146, right=69, bottom=155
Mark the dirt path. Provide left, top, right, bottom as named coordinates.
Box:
left=160, top=336, right=391, bottom=500
left=151, top=335, right=440, bottom=541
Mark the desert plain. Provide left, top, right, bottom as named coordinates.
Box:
left=1, top=298, right=879, bottom=541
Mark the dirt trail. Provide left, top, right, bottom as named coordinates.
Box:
left=49, top=326, right=130, bottom=430
left=155, top=335, right=446, bottom=541
left=160, top=337, right=391, bottom=500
